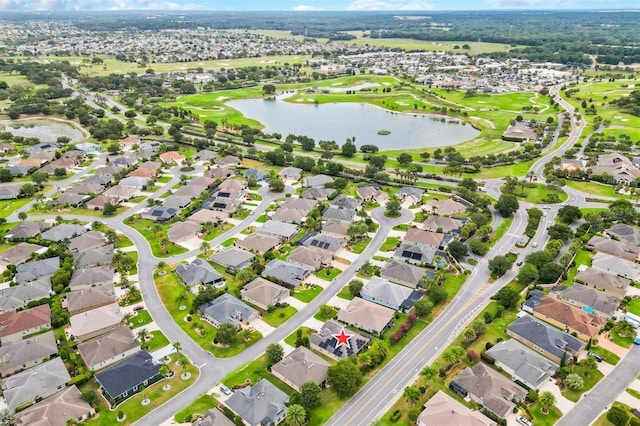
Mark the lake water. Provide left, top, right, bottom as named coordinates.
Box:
left=228, top=98, right=479, bottom=150
left=0, top=119, right=85, bottom=143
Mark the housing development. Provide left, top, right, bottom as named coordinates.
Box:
left=0, top=7, right=638, bottom=426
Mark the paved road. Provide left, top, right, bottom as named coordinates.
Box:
left=557, top=345, right=640, bottom=426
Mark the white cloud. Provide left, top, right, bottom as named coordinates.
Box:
left=347, top=0, right=432, bottom=10
left=294, top=4, right=322, bottom=10
left=0, top=0, right=25, bottom=8
left=0, top=0, right=202, bottom=9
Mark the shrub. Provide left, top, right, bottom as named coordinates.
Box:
left=390, top=410, right=402, bottom=422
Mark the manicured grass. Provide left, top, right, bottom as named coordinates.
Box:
left=313, top=305, right=337, bottom=322
left=580, top=207, right=607, bottom=216
left=528, top=401, right=563, bottom=426
left=114, top=233, right=134, bottom=248
left=501, top=183, right=568, bottom=204
left=262, top=305, right=298, bottom=327
left=491, top=217, right=513, bottom=247
left=174, top=394, right=218, bottom=423
left=393, top=224, right=409, bottom=231
left=123, top=217, right=188, bottom=257
left=588, top=345, right=620, bottom=366
left=625, top=298, right=640, bottom=316
left=351, top=236, right=372, bottom=254
left=146, top=330, right=170, bottom=353
left=220, top=237, right=236, bottom=248
left=314, top=267, right=341, bottom=281
left=255, top=214, right=268, bottom=223
left=380, top=236, right=400, bottom=252
left=593, top=402, right=633, bottom=426
left=157, top=176, right=172, bottom=183
left=222, top=354, right=295, bottom=398
left=1, top=198, right=34, bottom=218
left=84, top=354, right=198, bottom=426
left=202, top=222, right=234, bottom=241
left=626, top=388, right=640, bottom=400
left=610, top=327, right=634, bottom=348
left=466, top=161, right=535, bottom=179
left=336, top=285, right=354, bottom=300
left=127, top=251, right=139, bottom=275
left=291, top=284, right=323, bottom=303
left=561, top=365, right=604, bottom=402
left=130, top=309, right=153, bottom=329
left=284, top=326, right=313, bottom=347
left=565, top=180, right=619, bottom=198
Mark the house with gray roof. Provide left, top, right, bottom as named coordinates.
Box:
left=14, top=385, right=94, bottom=426
left=83, top=173, right=114, bottom=186
left=68, top=231, right=108, bottom=252
left=193, top=409, right=234, bottom=426
left=0, top=184, right=21, bottom=200
left=303, top=174, right=334, bottom=188
left=40, top=224, right=87, bottom=243
left=591, top=252, right=640, bottom=282
left=322, top=206, right=355, bottom=223
left=506, top=314, right=585, bottom=364
left=356, top=185, right=388, bottom=203
left=0, top=330, right=57, bottom=378
left=167, top=220, right=200, bottom=244
left=485, top=339, right=559, bottom=389
left=587, top=235, right=640, bottom=262
left=300, top=232, right=346, bottom=254
left=272, top=346, right=330, bottom=392
left=206, top=166, right=235, bottom=180
left=5, top=221, right=49, bottom=240
left=73, top=244, right=114, bottom=269
left=69, top=265, right=114, bottom=291
left=241, top=278, right=289, bottom=311
left=224, top=379, right=288, bottom=426
left=575, top=267, right=631, bottom=299
left=243, top=168, right=266, bottom=182
left=302, top=187, right=335, bottom=200
left=257, top=221, right=299, bottom=242
left=287, top=246, right=331, bottom=271
left=0, top=242, right=45, bottom=267
left=321, top=220, right=351, bottom=239
left=272, top=207, right=307, bottom=224
left=262, top=259, right=312, bottom=289
left=163, top=195, right=192, bottom=209
left=141, top=205, right=179, bottom=222
left=66, top=283, right=117, bottom=316
left=78, top=326, right=140, bottom=371
left=214, top=155, right=241, bottom=168
left=423, top=215, right=465, bottom=234
left=450, top=362, right=526, bottom=420
left=393, top=243, right=437, bottom=265
left=235, top=234, right=280, bottom=254
left=95, top=350, right=162, bottom=404
left=193, top=149, right=217, bottom=162
left=337, top=297, right=395, bottom=336
left=50, top=192, right=87, bottom=207
left=360, top=277, right=422, bottom=312
left=15, top=257, right=59, bottom=283
left=278, top=167, right=302, bottom=182
left=0, top=278, right=52, bottom=312
left=380, top=259, right=432, bottom=289
left=2, top=357, right=70, bottom=410
left=69, top=303, right=124, bottom=342
left=66, top=183, right=105, bottom=195
left=199, top=293, right=259, bottom=327
left=175, top=259, right=225, bottom=293
left=330, top=194, right=361, bottom=211
left=310, top=320, right=370, bottom=360
left=210, top=247, right=255, bottom=271
left=395, top=187, right=424, bottom=204
left=550, top=284, right=621, bottom=319
left=606, top=223, right=640, bottom=245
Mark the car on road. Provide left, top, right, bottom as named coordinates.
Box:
left=219, top=384, right=231, bottom=395
left=531, top=242, right=539, bottom=248
left=516, top=260, right=523, bottom=266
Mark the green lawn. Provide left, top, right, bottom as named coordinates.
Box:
left=565, top=180, right=619, bottom=198
left=380, top=237, right=400, bottom=252
left=625, top=299, right=640, bottom=316
left=528, top=401, right=563, bottom=426
left=466, top=161, right=535, bottom=179
left=593, top=401, right=634, bottom=426
left=501, top=183, right=568, bottom=204
left=336, top=285, right=354, bottom=300
left=157, top=176, right=172, bottom=183
left=202, top=222, right=234, bottom=241
left=0, top=198, right=33, bottom=218
left=130, top=309, right=153, bottom=329
left=123, top=217, right=188, bottom=257
left=626, top=388, right=640, bottom=401
left=393, top=224, right=409, bottom=231
left=174, top=394, right=218, bottom=423
left=284, top=326, right=314, bottom=347
left=610, top=327, right=634, bottom=348
left=146, top=330, right=170, bottom=352
left=256, top=214, right=268, bottom=223
left=313, top=305, right=337, bottom=322
left=127, top=251, right=139, bottom=275
left=588, top=345, right=620, bottom=366
left=114, top=233, right=134, bottom=248
left=292, top=284, right=323, bottom=303
left=561, top=365, right=604, bottom=402
left=314, top=267, right=341, bottom=281
left=220, top=237, right=236, bottom=248
left=351, top=236, right=372, bottom=254
left=262, top=305, right=298, bottom=327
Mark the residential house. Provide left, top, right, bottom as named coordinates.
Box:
left=102, top=185, right=139, bottom=202
left=95, top=351, right=162, bottom=404
left=199, top=293, right=259, bottom=327
left=6, top=165, right=35, bottom=177
left=0, top=242, right=45, bottom=267
left=605, top=223, right=640, bottom=245
left=206, top=197, right=241, bottom=215
left=423, top=215, right=465, bottom=234
left=159, top=151, right=186, bottom=165
left=69, top=266, right=114, bottom=291
left=206, top=166, right=235, bottom=180
left=118, top=176, right=149, bottom=189
left=287, top=246, right=331, bottom=271
left=66, top=183, right=105, bottom=195
left=84, top=173, right=115, bottom=187
left=69, top=303, right=123, bottom=342
left=360, top=277, right=422, bottom=312
left=303, top=174, right=334, bottom=188
left=588, top=235, right=640, bottom=262
left=337, top=297, right=395, bottom=336
left=1, top=357, right=70, bottom=410
left=485, top=339, right=559, bottom=389
left=321, top=220, right=351, bottom=239
left=502, top=121, right=538, bottom=141
left=0, top=304, right=51, bottom=344
left=119, top=136, right=141, bottom=151
left=163, top=195, right=192, bottom=209
left=591, top=252, right=640, bottom=282
left=0, top=331, right=57, bottom=378
left=193, top=149, right=217, bottom=163
left=330, top=194, right=362, bottom=211
left=550, top=284, right=621, bottom=319
left=39, top=157, right=78, bottom=175
left=210, top=247, right=255, bottom=271
left=380, top=259, right=432, bottom=289
left=87, top=195, right=121, bottom=212
left=127, top=167, right=157, bottom=179
left=175, top=259, right=225, bottom=293
left=212, top=179, right=246, bottom=197
left=78, top=326, right=140, bottom=371
left=417, top=390, right=496, bottom=426
left=173, top=185, right=206, bottom=199
left=66, top=283, right=117, bottom=316
left=15, top=257, right=59, bottom=283
left=310, top=320, right=370, bottom=360
left=589, top=152, right=640, bottom=185
left=271, top=346, right=330, bottom=392
left=188, top=209, right=228, bottom=225
left=0, top=184, right=22, bottom=200
left=506, top=314, right=585, bottom=364
left=50, top=192, right=87, bottom=208
left=241, top=278, right=289, bottom=311
left=223, top=379, right=288, bottom=426
left=14, top=385, right=95, bottom=426
left=257, top=221, right=299, bottom=242
left=423, top=198, right=467, bottom=215
left=168, top=221, right=201, bottom=244
left=40, top=224, right=87, bottom=243
left=522, top=290, right=545, bottom=314
left=272, top=207, right=307, bottom=224
left=193, top=409, right=234, bottom=426
left=278, top=198, right=316, bottom=212
left=68, top=231, right=108, bottom=252
left=261, top=259, right=312, bottom=289
left=533, top=296, right=606, bottom=341
left=302, top=187, right=335, bottom=200
left=574, top=267, right=631, bottom=299
left=450, top=363, right=527, bottom=420
left=395, top=187, right=424, bottom=205
left=394, top=228, right=447, bottom=265
left=73, top=244, right=114, bottom=269
left=141, top=206, right=179, bottom=222
left=243, top=168, right=266, bottom=182
left=214, top=155, right=241, bottom=168
left=356, top=185, right=388, bottom=203
left=394, top=243, right=437, bottom=265
left=322, top=206, right=355, bottom=223
left=301, top=232, right=346, bottom=255
left=5, top=221, right=49, bottom=240
left=235, top=234, right=280, bottom=254
left=0, top=278, right=52, bottom=312
left=278, top=167, right=302, bottom=182
left=95, top=165, right=124, bottom=176
left=76, top=141, right=102, bottom=153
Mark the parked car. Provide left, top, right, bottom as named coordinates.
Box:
left=134, top=305, right=144, bottom=311
left=588, top=352, right=603, bottom=362
left=517, top=416, right=533, bottom=426
left=219, top=384, right=231, bottom=395
left=516, top=260, right=523, bottom=266
left=532, top=242, right=539, bottom=248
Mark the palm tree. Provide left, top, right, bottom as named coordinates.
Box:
left=157, top=261, right=167, bottom=273
left=201, top=241, right=211, bottom=256
left=173, top=341, right=182, bottom=357
left=580, top=357, right=598, bottom=376
left=564, top=373, right=584, bottom=391
left=175, top=291, right=187, bottom=307
left=160, top=236, right=170, bottom=254
left=463, top=328, right=476, bottom=343
left=123, top=312, right=133, bottom=326
left=539, top=391, right=556, bottom=414
left=178, top=356, right=189, bottom=379
left=137, top=328, right=148, bottom=343
left=286, top=404, right=306, bottom=426
left=18, top=212, right=27, bottom=221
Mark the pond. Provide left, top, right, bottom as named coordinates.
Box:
left=228, top=97, right=479, bottom=150
left=0, top=118, right=85, bottom=143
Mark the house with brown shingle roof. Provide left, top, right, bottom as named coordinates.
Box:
left=188, top=209, right=228, bottom=224
left=533, top=296, right=606, bottom=341
left=0, top=242, right=45, bottom=267
left=240, top=277, right=289, bottom=311
left=423, top=198, right=467, bottom=215
left=127, top=167, right=157, bottom=179
left=0, top=330, right=57, bottom=378
left=119, top=136, right=141, bottom=150
left=15, top=385, right=95, bottom=426
left=66, top=283, right=117, bottom=316
left=404, top=228, right=447, bottom=249
left=380, top=259, right=431, bottom=289
left=86, top=195, right=121, bottom=211
left=69, top=303, right=123, bottom=342
left=159, top=151, right=186, bottom=165
left=78, top=326, right=140, bottom=371
left=0, top=304, right=51, bottom=344
left=423, top=215, right=465, bottom=234
left=587, top=235, right=640, bottom=262
left=271, top=346, right=330, bottom=392
left=337, top=297, right=395, bottom=336
left=168, top=220, right=201, bottom=244
left=235, top=234, right=280, bottom=254
left=417, top=391, right=496, bottom=426
left=68, top=231, right=108, bottom=252
left=287, top=246, right=331, bottom=271
left=575, top=267, right=631, bottom=299
left=356, top=185, right=388, bottom=203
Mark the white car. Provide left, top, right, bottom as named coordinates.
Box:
left=517, top=416, right=533, bottom=426
left=532, top=242, right=539, bottom=248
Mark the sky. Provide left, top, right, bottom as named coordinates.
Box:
left=0, top=0, right=638, bottom=11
